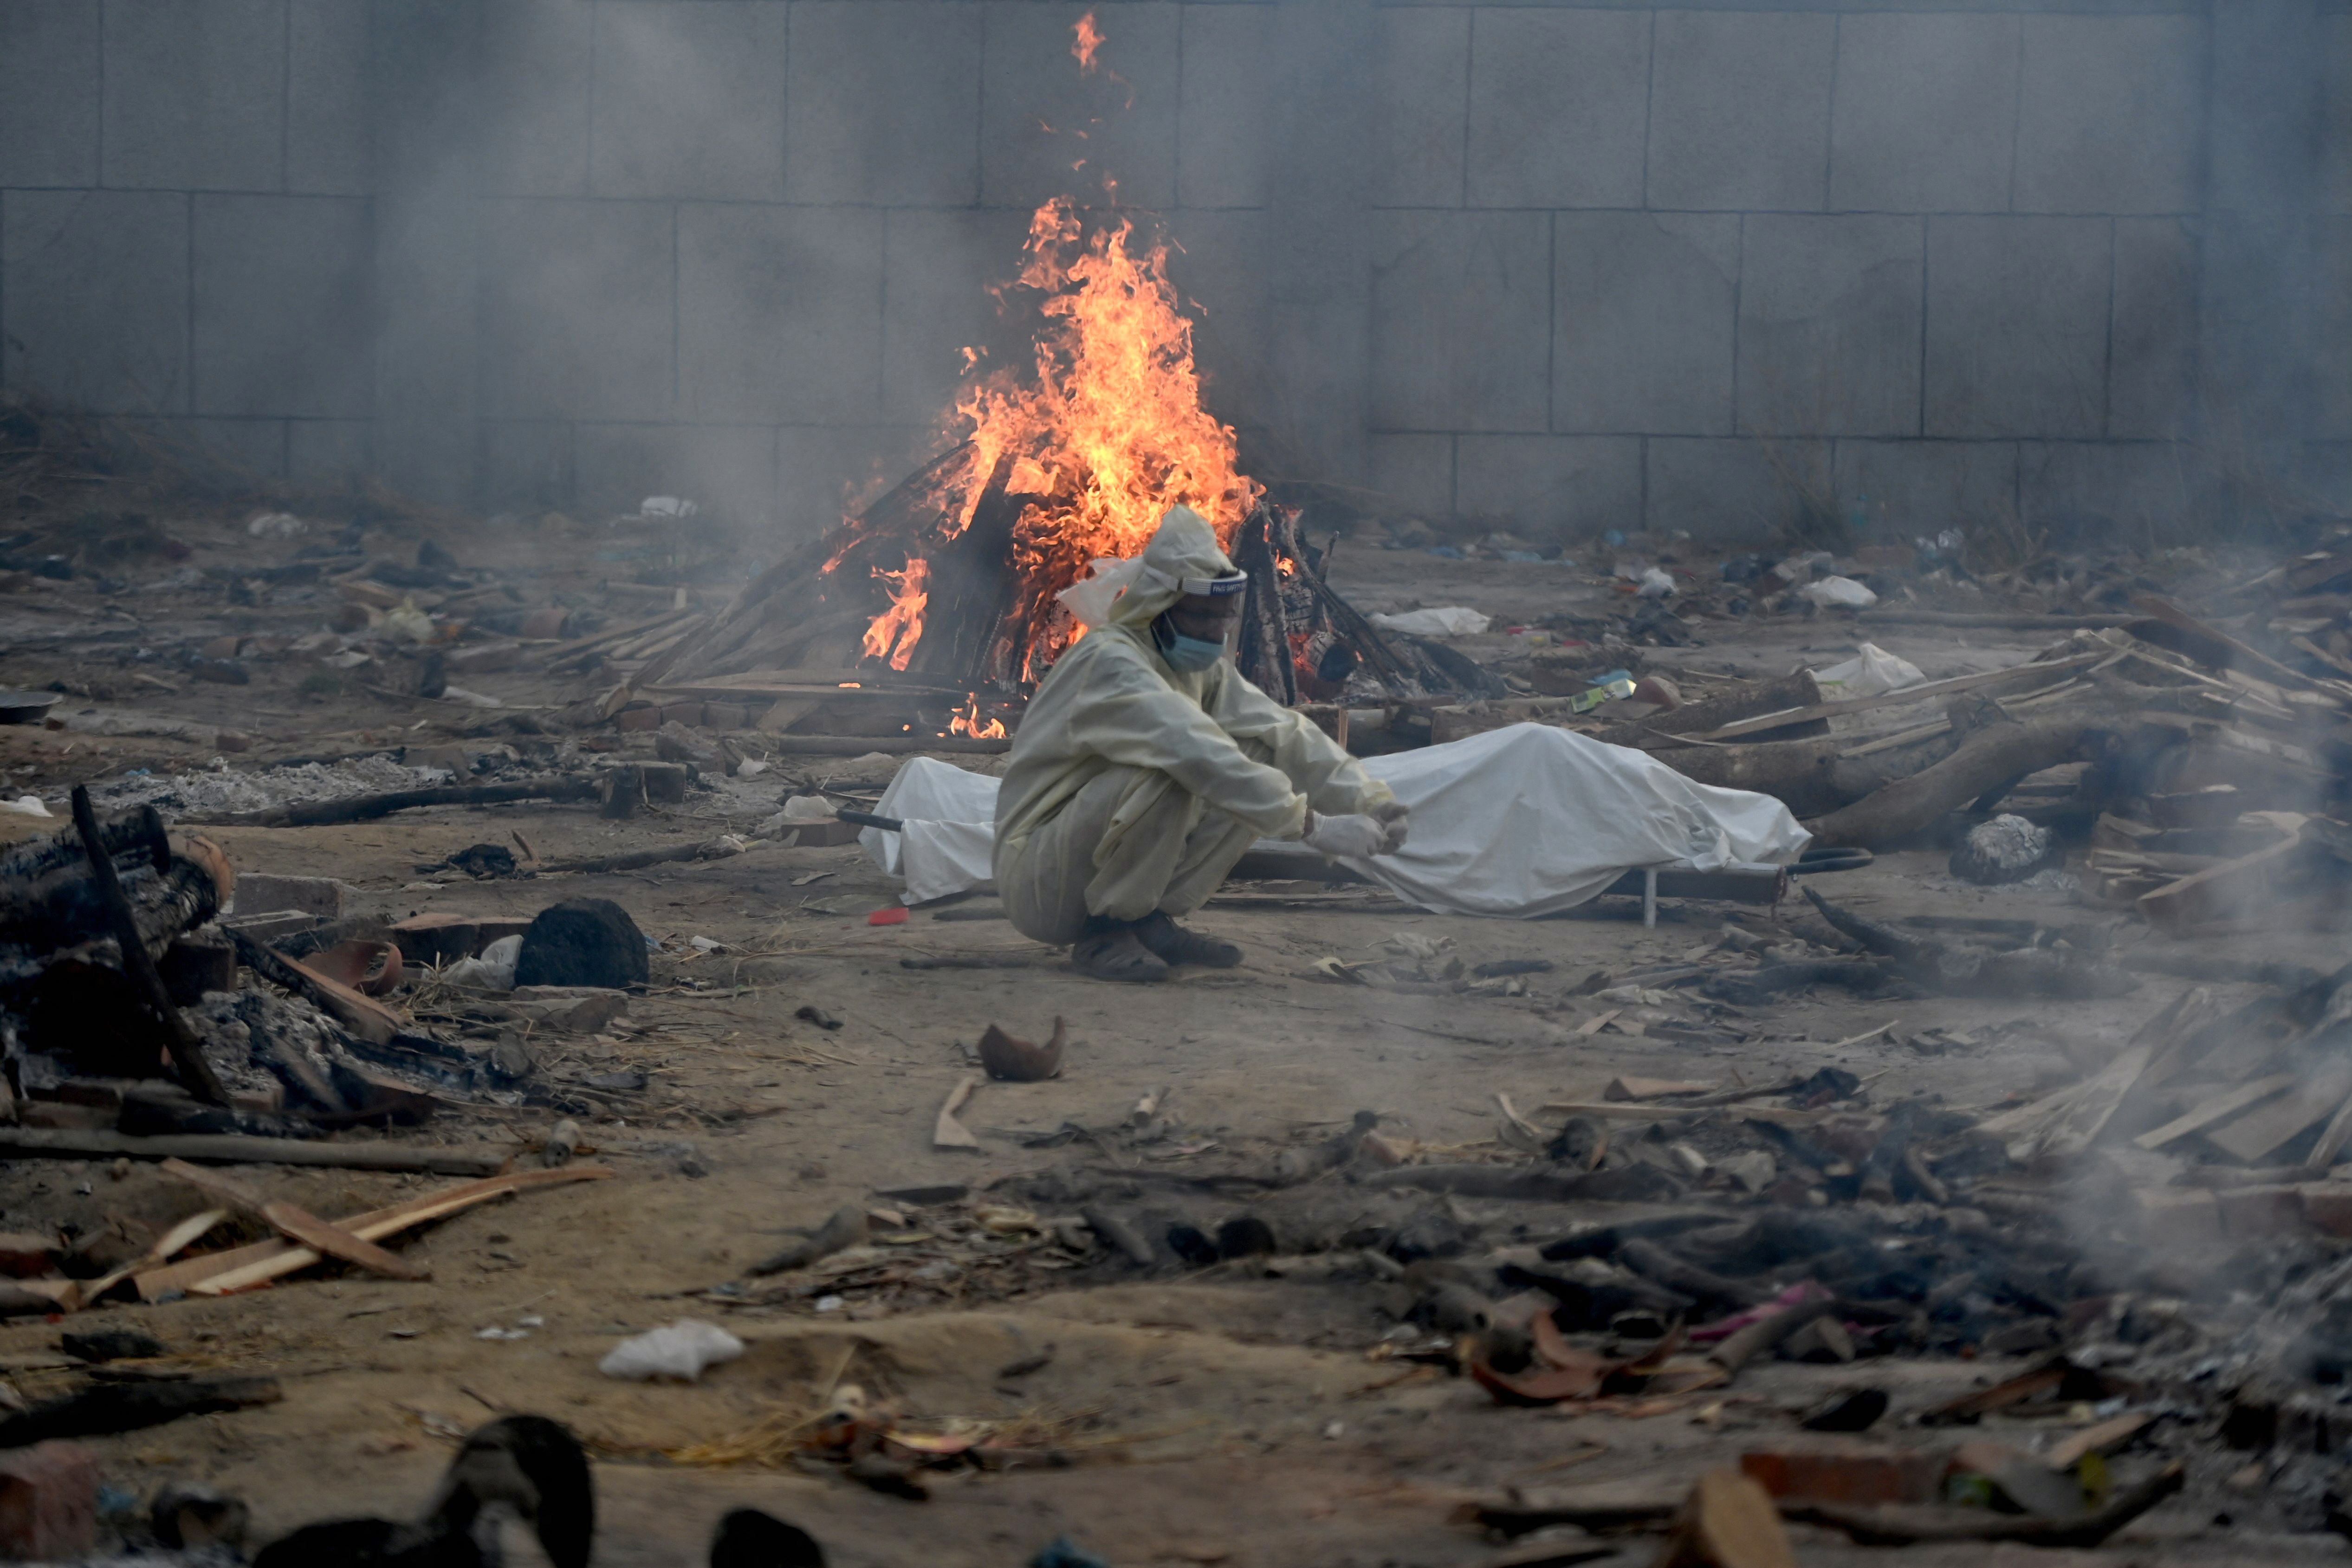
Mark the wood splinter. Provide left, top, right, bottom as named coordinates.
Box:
left=159, top=1158, right=429, bottom=1281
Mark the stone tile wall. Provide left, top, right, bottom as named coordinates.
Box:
left=0, top=0, right=2344, bottom=544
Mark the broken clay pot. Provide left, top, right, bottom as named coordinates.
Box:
left=978, top=1018, right=1065, bottom=1082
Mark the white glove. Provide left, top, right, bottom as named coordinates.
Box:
left=1302, top=810, right=1387, bottom=858
left=1371, top=800, right=1410, bottom=854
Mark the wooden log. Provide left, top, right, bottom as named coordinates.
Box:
left=1688, top=652, right=2106, bottom=743
left=1851, top=609, right=2138, bottom=630
left=186, top=775, right=601, bottom=829
left=225, top=927, right=404, bottom=1046
left=1802, top=719, right=2093, bottom=848
left=0, top=806, right=169, bottom=887
left=0, top=1376, right=282, bottom=1447
left=1644, top=735, right=1857, bottom=818
left=68, top=787, right=226, bottom=1107
left=1590, top=670, right=1824, bottom=749
left=0, top=1127, right=509, bottom=1175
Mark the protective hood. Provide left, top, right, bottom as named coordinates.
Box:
left=1056, top=506, right=1244, bottom=633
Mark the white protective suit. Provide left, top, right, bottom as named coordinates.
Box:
left=993, top=507, right=1394, bottom=943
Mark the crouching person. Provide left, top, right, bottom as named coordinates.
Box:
left=993, top=506, right=1408, bottom=981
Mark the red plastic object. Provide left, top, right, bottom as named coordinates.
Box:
left=866, top=907, right=909, bottom=927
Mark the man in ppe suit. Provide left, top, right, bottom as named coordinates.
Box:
left=994, top=506, right=1408, bottom=981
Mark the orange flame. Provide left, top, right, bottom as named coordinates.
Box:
left=829, top=17, right=1257, bottom=686
left=949, top=696, right=1008, bottom=739
left=862, top=557, right=929, bottom=671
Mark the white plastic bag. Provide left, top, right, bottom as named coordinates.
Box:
left=443, top=933, right=521, bottom=991
left=1368, top=607, right=1491, bottom=637
left=598, top=1319, right=744, bottom=1382
left=1635, top=568, right=1676, bottom=599
left=1796, top=575, right=1878, bottom=609
left=0, top=797, right=51, bottom=820
left=1811, top=642, right=1923, bottom=699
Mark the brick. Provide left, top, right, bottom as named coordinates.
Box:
left=2015, top=15, right=2202, bottom=215
left=616, top=706, right=661, bottom=732
left=160, top=934, right=237, bottom=1005
left=1455, top=436, right=1641, bottom=541
left=1, top=191, right=189, bottom=416
left=390, top=913, right=532, bottom=966
left=590, top=1, right=785, bottom=201
left=0, top=1442, right=97, bottom=1560
left=1832, top=441, right=2018, bottom=546
left=288, top=0, right=368, bottom=194
left=1738, top=215, right=1923, bottom=439
left=220, top=909, right=326, bottom=943
left=703, top=703, right=753, bottom=732
left=194, top=195, right=374, bottom=419
left=678, top=204, right=882, bottom=424
left=1370, top=211, right=1550, bottom=434
left=1829, top=14, right=2020, bottom=215
left=100, top=0, right=283, bottom=191
left=1554, top=212, right=1738, bottom=437
left=477, top=0, right=593, bottom=196
left=1367, top=433, right=1454, bottom=520
left=1648, top=12, right=1834, bottom=213
left=0, top=1234, right=58, bottom=1278
left=1374, top=9, right=1466, bottom=208
left=2109, top=219, right=2198, bottom=441
left=233, top=874, right=350, bottom=920
left=981, top=1, right=1179, bottom=211
left=656, top=703, right=705, bottom=729
left=1740, top=1442, right=1942, bottom=1506
left=0, top=0, right=100, bottom=187
left=478, top=200, right=674, bottom=421
left=1647, top=437, right=1827, bottom=544
left=1466, top=10, right=1646, bottom=210
left=1178, top=5, right=1269, bottom=210
left=572, top=423, right=777, bottom=525
left=1924, top=216, right=2110, bottom=440
left=786, top=2, right=981, bottom=206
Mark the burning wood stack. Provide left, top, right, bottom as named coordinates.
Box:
left=605, top=198, right=1495, bottom=742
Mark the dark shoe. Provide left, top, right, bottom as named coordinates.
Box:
left=1133, top=911, right=1242, bottom=968
left=1071, top=922, right=1171, bottom=982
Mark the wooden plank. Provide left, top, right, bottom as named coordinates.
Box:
left=2138, top=824, right=2311, bottom=934
left=2039, top=1045, right=2153, bottom=1159
left=2132, top=1073, right=2296, bottom=1150
left=0, top=1127, right=508, bottom=1175
left=144, top=1166, right=612, bottom=1299
left=159, top=1159, right=428, bottom=1281
left=1686, top=652, right=2105, bottom=742
left=2046, top=1412, right=2155, bottom=1471
left=2307, top=1086, right=2352, bottom=1171
left=2208, top=1061, right=2352, bottom=1164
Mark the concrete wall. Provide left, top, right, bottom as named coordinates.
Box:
left=0, top=0, right=2345, bottom=546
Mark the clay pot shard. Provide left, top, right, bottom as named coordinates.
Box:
left=310, top=939, right=403, bottom=997
left=977, top=1018, right=1065, bottom=1082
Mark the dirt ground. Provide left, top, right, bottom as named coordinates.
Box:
left=0, top=517, right=2334, bottom=1566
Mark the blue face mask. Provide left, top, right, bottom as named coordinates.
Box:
left=1153, top=614, right=1226, bottom=672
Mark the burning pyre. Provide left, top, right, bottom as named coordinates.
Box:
left=844, top=195, right=1262, bottom=687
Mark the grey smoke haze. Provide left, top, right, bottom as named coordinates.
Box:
left=0, top=0, right=2344, bottom=546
